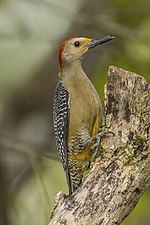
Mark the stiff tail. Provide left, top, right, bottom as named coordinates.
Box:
left=66, top=156, right=89, bottom=195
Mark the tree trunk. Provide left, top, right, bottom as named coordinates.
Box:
left=48, top=66, right=150, bottom=225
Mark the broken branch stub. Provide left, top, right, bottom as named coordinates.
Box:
left=48, top=66, right=150, bottom=225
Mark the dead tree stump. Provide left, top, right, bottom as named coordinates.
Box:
left=48, top=66, right=150, bottom=225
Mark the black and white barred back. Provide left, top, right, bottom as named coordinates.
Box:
left=53, top=81, right=69, bottom=170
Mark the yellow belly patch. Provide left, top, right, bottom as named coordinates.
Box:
left=91, top=116, right=100, bottom=137
left=71, top=146, right=92, bottom=161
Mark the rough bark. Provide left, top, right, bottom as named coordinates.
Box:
left=48, top=66, right=150, bottom=225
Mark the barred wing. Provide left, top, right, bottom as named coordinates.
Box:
left=53, top=81, right=69, bottom=171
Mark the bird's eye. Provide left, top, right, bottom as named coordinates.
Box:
left=74, top=41, right=81, bottom=47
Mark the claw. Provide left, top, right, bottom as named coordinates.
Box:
left=90, top=127, right=115, bottom=154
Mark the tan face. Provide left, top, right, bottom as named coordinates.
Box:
left=60, top=37, right=92, bottom=65
left=59, top=36, right=114, bottom=70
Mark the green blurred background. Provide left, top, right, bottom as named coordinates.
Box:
left=0, top=0, right=149, bottom=224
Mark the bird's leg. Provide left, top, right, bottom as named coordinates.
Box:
left=90, top=125, right=114, bottom=156
left=84, top=124, right=114, bottom=151
left=90, top=126, right=105, bottom=155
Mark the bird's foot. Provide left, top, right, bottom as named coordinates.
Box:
left=84, top=125, right=114, bottom=154
left=91, top=126, right=115, bottom=154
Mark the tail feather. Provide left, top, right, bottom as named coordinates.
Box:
left=66, top=156, right=89, bottom=195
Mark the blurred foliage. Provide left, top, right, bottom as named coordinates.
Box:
left=10, top=157, right=67, bottom=225
left=122, top=191, right=150, bottom=225
left=0, top=0, right=149, bottom=224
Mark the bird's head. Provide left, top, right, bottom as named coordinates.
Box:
left=58, top=36, right=114, bottom=71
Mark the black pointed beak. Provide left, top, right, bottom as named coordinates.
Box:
left=87, top=36, right=114, bottom=49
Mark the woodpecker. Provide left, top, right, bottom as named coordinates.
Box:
left=53, top=36, right=114, bottom=194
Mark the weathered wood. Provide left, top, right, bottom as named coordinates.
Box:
left=48, top=66, right=150, bottom=225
